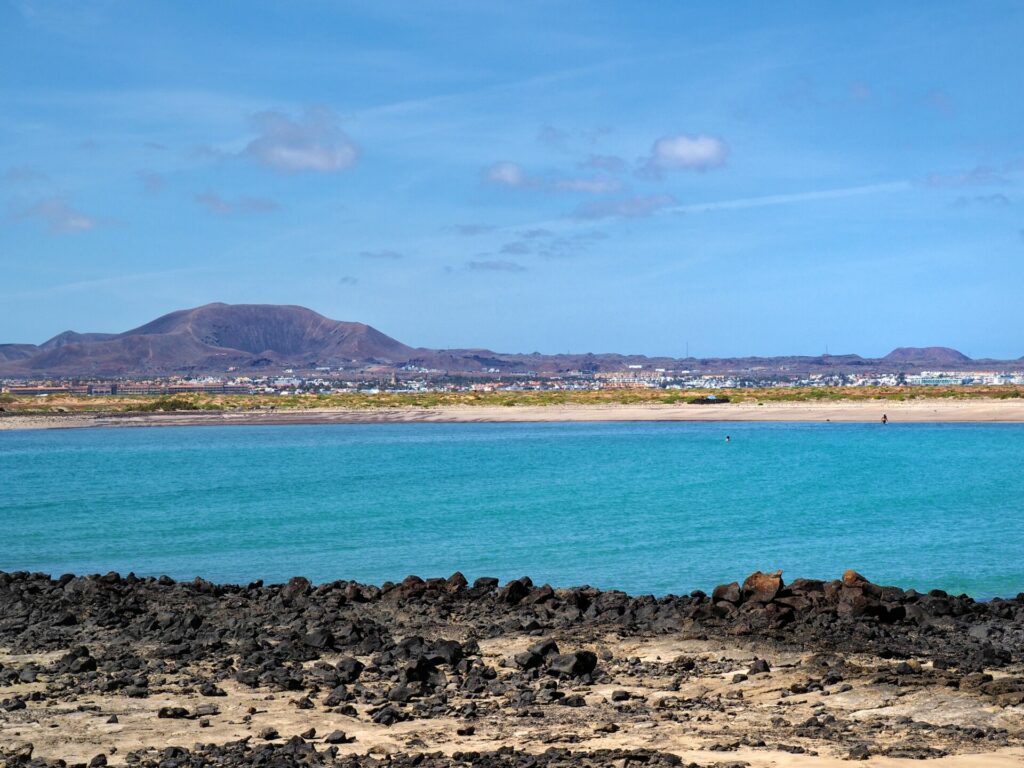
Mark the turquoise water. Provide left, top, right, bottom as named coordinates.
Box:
left=2, top=422, right=1023, bottom=598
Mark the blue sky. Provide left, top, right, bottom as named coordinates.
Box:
left=2, top=1, right=1023, bottom=358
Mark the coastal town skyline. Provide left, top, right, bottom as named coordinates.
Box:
left=3, top=2, right=1024, bottom=358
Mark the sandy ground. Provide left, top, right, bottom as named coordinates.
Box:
left=3, top=634, right=1022, bottom=767
left=3, top=400, right=1024, bottom=431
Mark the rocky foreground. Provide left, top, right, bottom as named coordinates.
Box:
left=1, top=569, right=1023, bottom=767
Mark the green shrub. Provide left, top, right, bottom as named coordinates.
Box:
left=137, top=395, right=203, bottom=412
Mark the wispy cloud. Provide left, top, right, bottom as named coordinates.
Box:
left=451, top=224, right=496, bottom=235
left=639, top=133, right=728, bottom=177
left=467, top=259, right=526, bottom=272
left=537, top=124, right=568, bottom=150
left=553, top=178, right=622, bottom=194
left=536, top=124, right=613, bottom=152
left=778, top=77, right=820, bottom=110
left=17, top=196, right=97, bottom=233
left=195, top=192, right=280, bottom=214
left=4, top=165, right=49, bottom=184
left=576, top=194, right=676, bottom=219
left=925, top=89, right=954, bottom=115
left=244, top=107, right=358, bottom=173
left=500, top=241, right=530, bottom=255
left=359, top=249, right=404, bottom=260
left=850, top=81, right=872, bottom=102
left=484, top=161, right=535, bottom=188
left=484, top=161, right=620, bottom=194
left=0, top=266, right=209, bottom=301
left=926, top=166, right=1007, bottom=188
left=137, top=171, right=164, bottom=195
left=519, top=228, right=554, bottom=239
left=580, top=154, right=627, bottom=173
left=953, top=193, right=1011, bottom=207
left=666, top=182, right=910, bottom=215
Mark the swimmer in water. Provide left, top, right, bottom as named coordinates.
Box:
left=725, top=435, right=731, bottom=443
left=881, top=414, right=888, bottom=424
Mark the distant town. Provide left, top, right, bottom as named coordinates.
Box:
left=5, top=366, right=1024, bottom=398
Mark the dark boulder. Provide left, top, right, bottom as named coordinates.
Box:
left=548, top=651, right=598, bottom=678
left=712, top=582, right=741, bottom=604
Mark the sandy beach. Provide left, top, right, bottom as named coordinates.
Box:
left=3, top=399, right=1024, bottom=431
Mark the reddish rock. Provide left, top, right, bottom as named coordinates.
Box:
left=742, top=570, right=784, bottom=603
left=843, top=570, right=870, bottom=587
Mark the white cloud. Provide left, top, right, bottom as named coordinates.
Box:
left=19, top=196, right=96, bottom=233
left=642, top=133, right=728, bottom=176
left=244, top=108, right=358, bottom=173
left=485, top=161, right=529, bottom=187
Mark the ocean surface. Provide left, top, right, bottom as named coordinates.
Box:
left=3, top=422, right=1023, bottom=598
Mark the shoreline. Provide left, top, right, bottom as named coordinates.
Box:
left=4, top=398, right=1024, bottom=430
left=2, top=569, right=1022, bottom=767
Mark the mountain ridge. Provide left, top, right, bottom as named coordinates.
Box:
left=0, top=303, right=1016, bottom=377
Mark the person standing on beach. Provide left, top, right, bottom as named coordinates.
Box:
left=881, top=414, right=888, bottom=424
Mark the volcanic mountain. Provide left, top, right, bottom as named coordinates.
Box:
left=0, top=303, right=415, bottom=376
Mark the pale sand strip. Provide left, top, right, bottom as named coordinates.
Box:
left=4, top=399, right=1024, bottom=430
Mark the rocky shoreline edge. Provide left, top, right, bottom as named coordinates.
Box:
left=2, top=569, right=1023, bottom=767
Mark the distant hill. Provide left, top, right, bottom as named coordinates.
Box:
left=0, top=303, right=1014, bottom=377
left=39, top=331, right=118, bottom=350
left=881, top=347, right=972, bottom=366
left=0, top=344, right=40, bottom=363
